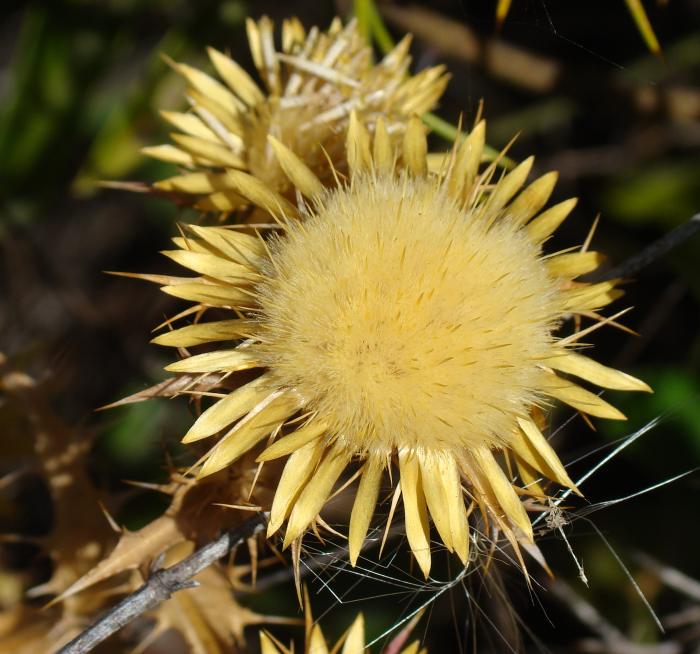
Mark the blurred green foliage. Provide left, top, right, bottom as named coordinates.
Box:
left=0, top=0, right=254, bottom=225
left=604, top=161, right=700, bottom=227
left=1, top=0, right=699, bottom=651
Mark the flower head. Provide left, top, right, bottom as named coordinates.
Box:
left=151, top=115, right=650, bottom=576
left=260, top=611, right=424, bottom=654
left=147, top=16, right=449, bottom=213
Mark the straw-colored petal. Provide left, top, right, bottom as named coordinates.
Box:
left=400, top=66, right=449, bottom=114
left=348, top=456, right=384, bottom=565
left=372, top=117, right=393, bottom=174
left=402, top=117, right=427, bottom=177
left=161, top=250, right=258, bottom=283
left=547, top=351, right=651, bottom=392
left=151, top=318, right=254, bottom=347
left=515, top=457, right=545, bottom=496
left=165, top=348, right=258, bottom=374
left=196, top=191, right=249, bottom=213
left=223, top=169, right=298, bottom=220
left=526, top=197, right=578, bottom=242
left=380, top=32, right=412, bottom=71
left=253, top=16, right=281, bottom=95
left=308, top=624, right=329, bottom=654
left=257, top=419, right=328, bottom=461
left=268, top=439, right=325, bottom=535
left=141, top=144, right=195, bottom=167
left=171, top=133, right=246, bottom=169
left=277, top=53, right=360, bottom=88
left=171, top=236, right=210, bottom=255
left=419, top=451, right=470, bottom=563
left=562, top=280, right=622, bottom=312
left=284, top=444, right=351, bottom=546
left=199, top=392, right=300, bottom=478
left=190, top=104, right=246, bottom=151
left=347, top=111, right=372, bottom=176
left=419, top=452, right=454, bottom=553
left=175, top=61, right=246, bottom=114
left=514, top=417, right=578, bottom=491
left=245, top=18, right=264, bottom=72
left=207, top=46, right=265, bottom=107
left=160, top=110, right=218, bottom=141
left=259, top=632, right=282, bottom=654
left=115, top=271, right=194, bottom=286
left=281, top=17, right=305, bottom=53
left=161, top=281, right=250, bottom=307
left=155, top=172, right=232, bottom=195
left=267, top=136, right=323, bottom=199
left=439, top=453, right=470, bottom=563
left=487, top=156, right=533, bottom=214
left=507, top=171, right=558, bottom=226
left=341, top=614, right=365, bottom=654
left=446, top=120, right=485, bottom=200
left=542, top=373, right=627, bottom=420
left=471, top=447, right=533, bottom=540
left=182, top=374, right=273, bottom=443
left=187, top=88, right=244, bottom=134
left=188, top=225, right=265, bottom=264
left=398, top=450, right=431, bottom=578
left=426, top=152, right=449, bottom=175
left=547, top=251, right=604, bottom=278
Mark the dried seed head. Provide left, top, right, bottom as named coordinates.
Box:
left=147, top=17, right=449, bottom=213
left=260, top=608, right=425, bottom=654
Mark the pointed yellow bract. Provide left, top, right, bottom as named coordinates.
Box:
left=398, top=451, right=431, bottom=578
left=147, top=16, right=449, bottom=212
left=268, top=439, right=325, bottom=535
left=260, top=608, right=422, bottom=654
left=183, top=375, right=273, bottom=443
left=257, top=419, right=327, bottom=462
left=348, top=457, right=384, bottom=565
left=283, top=444, right=350, bottom=546
left=150, top=114, right=649, bottom=576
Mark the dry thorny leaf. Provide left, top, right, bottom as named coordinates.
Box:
left=0, top=354, right=287, bottom=653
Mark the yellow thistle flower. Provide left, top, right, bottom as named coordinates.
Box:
left=260, top=612, right=425, bottom=654
left=147, top=16, right=449, bottom=212
left=150, top=114, right=650, bottom=577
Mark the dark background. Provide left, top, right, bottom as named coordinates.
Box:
left=1, top=1, right=699, bottom=652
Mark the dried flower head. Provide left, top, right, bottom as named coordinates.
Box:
left=260, top=611, right=424, bottom=654
left=149, top=114, right=650, bottom=577
left=147, top=16, right=449, bottom=212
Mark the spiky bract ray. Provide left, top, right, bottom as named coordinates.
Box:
left=147, top=16, right=449, bottom=214
left=260, top=608, right=425, bottom=654
left=149, top=115, right=650, bottom=577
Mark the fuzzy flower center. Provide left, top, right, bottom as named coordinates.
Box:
left=255, top=174, right=562, bottom=456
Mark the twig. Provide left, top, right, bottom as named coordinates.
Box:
left=586, top=213, right=700, bottom=282
left=58, top=512, right=268, bottom=654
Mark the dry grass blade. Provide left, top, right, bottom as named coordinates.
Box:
left=99, top=373, right=228, bottom=409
